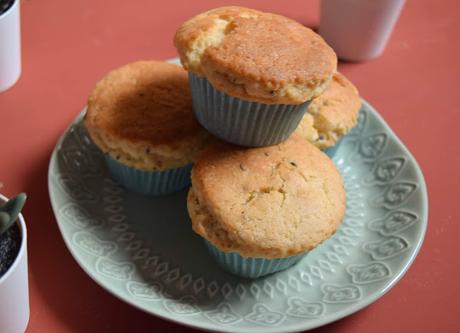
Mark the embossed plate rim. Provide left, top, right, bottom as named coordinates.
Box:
left=48, top=99, right=428, bottom=333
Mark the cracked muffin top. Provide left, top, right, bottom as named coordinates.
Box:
left=296, top=72, right=361, bottom=149
left=84, top=60, right=209, bottom=171
left=187, top=134, right=346, bottom=258
left=174, top=6, right=337, bottom=104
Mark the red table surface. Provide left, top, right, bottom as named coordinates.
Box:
left=0, top=0, right=458, bottom=332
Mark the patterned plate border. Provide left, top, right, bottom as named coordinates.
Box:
left=48, top=100, right=428, bottom=333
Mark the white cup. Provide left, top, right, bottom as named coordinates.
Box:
left=0, top=194, right=29, bottom=333
left=319, top=0, right=405, bottom=61
left=0, top=0, right=21, bottom=92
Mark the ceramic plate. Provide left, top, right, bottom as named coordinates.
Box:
left=48, top=100, right=428, bottom=332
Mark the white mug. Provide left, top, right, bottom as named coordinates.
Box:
left=0, top=194, right=29, bottom=333
left=0, top=0, right=21, bottom=92
left=319, top=0, right=405, bottom=61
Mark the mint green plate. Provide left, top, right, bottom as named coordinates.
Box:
left=48, top=100, right=428, bottom=332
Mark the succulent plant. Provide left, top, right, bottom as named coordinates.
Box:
left=0, top=193, right=26, bottom=236
left=0, top=193, right=26, bottom=277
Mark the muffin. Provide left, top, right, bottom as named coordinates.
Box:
left=84, top=60, right=208, bottom=195
left=175, top=6, right=337, bottom=147
left=187, top=135, right=346, bottom=278
left=295, top=72, right=361, bottom=157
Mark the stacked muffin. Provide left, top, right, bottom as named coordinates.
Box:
left=188, top=136, right=345, bottom=278
left=175, top=6, right=337, bottom=147
left=296, top=72, right=361, bottom=156
left=84, top=61, right=209, bottom=195
left=84, top=6, right=362, bottom=278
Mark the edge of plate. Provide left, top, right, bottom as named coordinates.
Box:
left=47, top=99, right=428, bottom=333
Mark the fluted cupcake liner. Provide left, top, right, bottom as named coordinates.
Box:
left=189, top=73, right=310, bottom=147
left=104, top=155, right=192, bottom=196
left=204, top=241, right=306, bottom=279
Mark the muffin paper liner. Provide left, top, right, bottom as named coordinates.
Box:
left=204, top=241, right=306, bottom=279
left=104, top=155, right=192, bottom=196
left=189, top=73, right=310, bottom=147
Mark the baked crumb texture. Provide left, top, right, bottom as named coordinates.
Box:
left=187, top=135, right=346, bottom=259
left=175, top=6, right=337, bottom=104
left=84, top=60, right=209, bottom=171
left=296, top=72, right=362, bottom=149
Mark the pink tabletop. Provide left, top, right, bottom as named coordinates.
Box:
left=0, top=0, right=458, bottom=332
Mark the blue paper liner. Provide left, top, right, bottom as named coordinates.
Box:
left=204, top=241, right=306, bottom=279
left=189, top=73, right=310, bottom=147
left=104, top=155, right=192, bottom=196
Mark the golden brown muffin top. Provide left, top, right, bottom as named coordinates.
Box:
left=296, top=72, right=362, bottom=149
left=175, top=6, right=337, bottom=104
left=84, top=61, right=208, bottom=171
left=188, top=135, right=346, bottom=258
